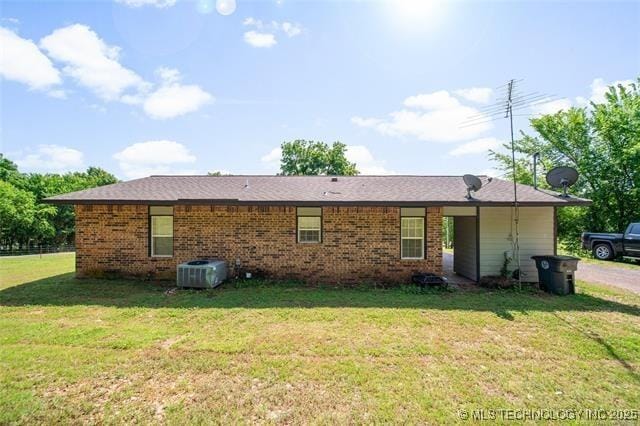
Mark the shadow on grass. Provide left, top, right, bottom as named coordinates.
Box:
left=1, top=273, right=639, bottom=319
left=553, top=313, right=640, bottom=383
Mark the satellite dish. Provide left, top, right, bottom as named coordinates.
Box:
left=463, top=174, right=483, bottom=199
left=546, top=166, right=578, bottom=198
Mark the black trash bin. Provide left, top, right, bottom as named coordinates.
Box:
left=531, top=255, right=580, bottom=295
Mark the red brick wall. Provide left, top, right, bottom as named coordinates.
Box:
left=75, top=205, right=442, bottom=284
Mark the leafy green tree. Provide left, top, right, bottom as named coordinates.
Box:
left=279, top=140, right=358, bottom=175
left=0, top=154, right=23, bottom=185
left=23, top=168, right=118, bottom=245
left=85, top=167, right=119, bottom=187
left=490, top=78, right=640, bottom=251
left=0, top=181, right=55, bottom=248
left=0, top=162, right=118, bottom=247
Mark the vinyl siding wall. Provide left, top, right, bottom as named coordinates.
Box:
left=453, top=216, right=477, bottom=281
left=479, top=206, right=554, bottom=281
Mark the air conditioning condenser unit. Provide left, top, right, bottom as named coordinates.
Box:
left=177, top=259, right=228, bottom=289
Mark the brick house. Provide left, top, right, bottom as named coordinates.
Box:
left=46, top=175, right=590, bottom=284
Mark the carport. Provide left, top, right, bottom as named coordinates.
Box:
left=442, top=206, right=478, bottom=282
left=442, top=205, right=563, bottom=283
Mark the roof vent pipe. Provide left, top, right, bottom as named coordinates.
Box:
left=244, top=178, right=249, bottom=188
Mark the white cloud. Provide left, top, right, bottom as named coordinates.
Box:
left=243, top=17, right=262, bottom=28
left=4, top=24, right=212, bottom=119
left=156, top=66, right=181, bottom=84
left=574, top=96, right=587, bottom=107
left=0, top=27, right=61, bottom=91
left=281, top=22, right=302, bottom=37
left=351, top=117, right=383, bottom=128
left=115, top=0, right=177, bottom=8
left=454, top=87, right=493, bottom=104
left=243, top=31, right=277, bottom=48
left=260, top=145, right=393, bottom=175
left=15, top=145, right=84, bottom=172
left=525, top=78, right=636, bottom=114
left=345, top=145, right=394, bottom=175
left=353, top=89, right=493, bottom=143
left=260, top=147, right=282, bottom=170
left=143, top=84, right=213, bottom=119
left=113, top=140, right=197, bottom=179
left=142, top=68, right=213, bottom=119
left=404, top=90, right=460, bottom=109
left=567, top=77, right=635, bottom=109
left=448, top=137, right=502, bottom=157
left=47, top=89, right=67, bottom=99
left=119, top=93, right=146, bottom=105
left=242, top=17, right=302, bottom=48
left=530, top=98, right=572, bottom=115
left=584, top=77, right=635, bottom=105
left=40, top=24, right=147, bottom=101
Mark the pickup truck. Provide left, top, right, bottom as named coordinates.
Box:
left=581, top=223, right=640, bottom=260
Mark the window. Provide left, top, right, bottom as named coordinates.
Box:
left=297, top=207, right=322, bottom=243
left=629, top=224, right=640, bottom=235
left=150, top=206, right=173, bottom=257
left=401, top=208, right=425, bottom=259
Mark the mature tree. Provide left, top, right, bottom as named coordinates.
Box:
left=491, top=78, right=640, bottom=250
left=0, top=154, right=23, bottom=185
left=0, top=181, right=55, bottom=248
left=0, top=162, right=118, bottom=247
left=24, top=168, right=118, bottom=245
left=20, top=167, right=117, bottom=200
left=279, top=140, right=358, bottom=175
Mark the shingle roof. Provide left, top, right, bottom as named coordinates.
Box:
left=45, top=175, right=591, bottom=206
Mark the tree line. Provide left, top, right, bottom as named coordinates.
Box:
left=0, top=156, right=117, bottom=249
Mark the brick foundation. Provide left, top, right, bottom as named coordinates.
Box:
left=75, top=205, right=442, bottom=284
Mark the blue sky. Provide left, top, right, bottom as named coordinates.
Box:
left=1, top=0, right=638, bottom=179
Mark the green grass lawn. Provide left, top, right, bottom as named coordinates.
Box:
left=1, top=254, right=639, bottom=424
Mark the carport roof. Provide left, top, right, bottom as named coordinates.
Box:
left=45, top=175, right=592, bottom=206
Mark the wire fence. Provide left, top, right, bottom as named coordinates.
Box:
left=0, top=245, right=76, bottom=257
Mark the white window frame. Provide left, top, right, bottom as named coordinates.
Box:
left=297, top=207, right=322, bottom=244
left=150, top=207, right=174, bottom=257
left=401, top=215, right=425, bottom=260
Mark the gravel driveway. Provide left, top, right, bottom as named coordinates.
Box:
left=575, top=261, right=640, bottom=294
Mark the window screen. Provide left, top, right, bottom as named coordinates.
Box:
left=401, top=215, right=424, bottom=259
left=297, top=207, right=321, bottom=243
left=150, top=207, right=173, bottom=257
